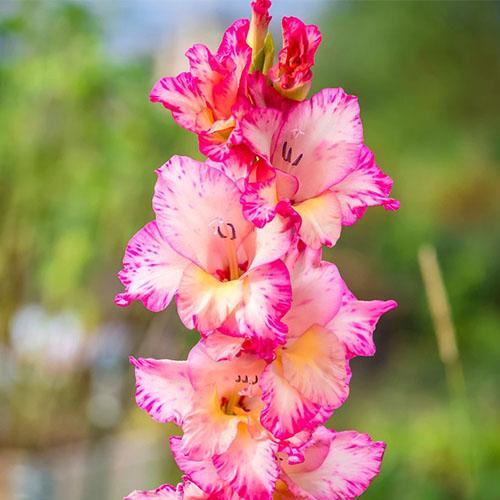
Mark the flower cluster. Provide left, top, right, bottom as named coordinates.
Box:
left=118, top=1, right=398, bottom=498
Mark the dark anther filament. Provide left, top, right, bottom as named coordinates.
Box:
left=251, top=375, right=258, bottom=385
left=235, top=375, right=241, bottom=382
left=217, top=222, right=236, bottom=240
left=282, top=141, right=303, bottom=166
left=242, top=375, right=249, bottom=383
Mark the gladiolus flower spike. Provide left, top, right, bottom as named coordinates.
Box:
left=119, top=1, right=398, bottom=498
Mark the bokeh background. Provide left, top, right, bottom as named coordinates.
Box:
left=1, top=0, right=499, bottom=498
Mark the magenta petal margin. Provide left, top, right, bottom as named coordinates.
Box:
left=118, top=1, right=398, bottom=498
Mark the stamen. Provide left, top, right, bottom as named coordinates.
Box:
left=292, top=153, right=303, bottom=166
left=281, top=141, right=303, bottom=166
left=209, top=218, right=240, bottom=280
left=282, top=141, right=292, bottom=163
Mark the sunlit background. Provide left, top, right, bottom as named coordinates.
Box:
left=1, top=1, right=499, bottom=499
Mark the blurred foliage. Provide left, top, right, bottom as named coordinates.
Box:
left=0, top=1, right=499, bottom=499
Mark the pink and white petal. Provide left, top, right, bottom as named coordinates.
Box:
left=241, top=174, right=280, bottom=228
left=180, top=480, right=215, bottom=499
left=124, top=484, right=178, bottom=500
left=202, top=331, right=246, bottom=361
left=214, top=425, right=279, bottom=500
left=150, top=73, right=211, bottom=134
left=207, top=144, right=256, bottom=184
left=270, top=88, right=363, bottom=202
left=283, top=258, right=343, bottom=338
left=170, top=437, right=224, bottom=496
left=276, top=170, right=299, bottom=200
left=181, top=389, right=243, bottom=460
left=327, top=286, right=397, bottom=359
left=115, top=221, right=188, bottom=312
left=130, top=357, right=193, bottom=426
left=177, top=264, right=243, bottom=332
left=282, top=427, right=386, bottom=500
left=198, top=131, right=236, bottom=162
left=281, top=325, right=350, bottom=408
left=304, top=23, right=322, bottom=54
left=283, top=239, right=322, bottom=270
left=246, top=216, right=294, bottom=270
left=332, top=146, right=399, bottom=226
left=240, top=106, right=283, bottom=162
left=226, top=261, right=292, bottom=358
left=217, top=19, right=251, bottom=62
left=260, top=362, right=320, bottom=439
left=185, top=44, right=223, bottom=111
left=187, top=340, right=265, bottom=396
left=247, top=72, right=293, bottom=112
left=294, top=191, right=343, bottom=249
left=241, top=169, right=299, bottom=229
left=213, top=19, right=252, bottom=117
left=154, top=156, right=252, bottom=273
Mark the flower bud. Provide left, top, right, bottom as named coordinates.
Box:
left=268, top=16, right=322, bottom=100
left=247, top=0, right=273, bottom=72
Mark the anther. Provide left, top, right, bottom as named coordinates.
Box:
left=251, top=375, right=258, bottom=385
left=282, top=141, right=292, bottom=163
left=292, top=153, right=303, bottom=166
left=235, top=375, right=241, bottom=382
left=282, top=141, right=303, bottom=166
left=216, top=222, right=237, bottom=240
left=242, top=375, right=249, bottom=383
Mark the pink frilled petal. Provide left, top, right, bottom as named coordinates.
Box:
left=241, top=174, right=280, bottom=228
left=246, top=215, right=294, bottom=270
left=294, top=191, right=343, bottom=249
left=130, top=357, right=193, bottom=426
left=327, top=285, right=397, bottom=359
left=177, top=263, right=244, bottom=332
left=270, top=88, right=363, bottom=202
left=124, top=484, right=177, bottom=500
left=150, top=72, right=211, bottom=134
left=187, top=340, right=265, bottom=396
left=213, top=19, right=251, bottom=115
left=246, top=72, right=294, bottom=112
left=241, top=169, right=299, bottom=228
left=221, top=260, right=292, bottom=358
left=180, top=480, right=214, bottom=499
left=185, top=44, right=223, bottom=112
left=331, top=145, right=400, bottom=226
left=207, top=144, right=256, bottom=184
left=170, top=436, right=224, bottom=496
left=115, top=221, right=188, bottom=312
left=213, top=425, right=279, bottom=500
left=240, top=106, right=283, bottom=163
left=282, top=427, right=386, bottom=500
left=283, top=255, right=343, bottom=338
left=260, top=361, right=320, bottom=440
left=203, top=331, right=245, bottom=362
left=153, top=156, right=252, bottom=274
left=281, top=325, right=350, bottom=409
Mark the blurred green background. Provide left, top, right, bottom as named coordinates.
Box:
left=1, top=1, right=499, bottom=499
